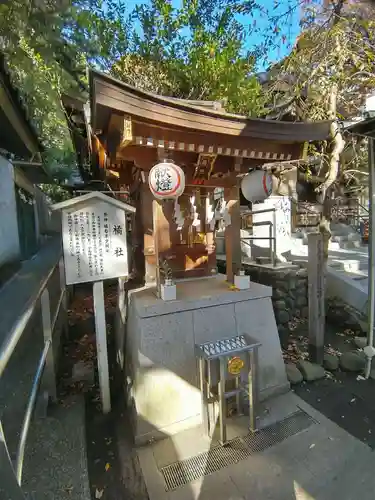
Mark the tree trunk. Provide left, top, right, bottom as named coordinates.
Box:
left=316, top=85, right=346, bottom=263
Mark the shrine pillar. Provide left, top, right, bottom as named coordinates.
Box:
left=224, top=185, right=242, bottom=283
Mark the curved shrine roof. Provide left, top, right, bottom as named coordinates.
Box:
left=89, top=70, right=331, bottom=144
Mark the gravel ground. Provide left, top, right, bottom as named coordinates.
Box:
left=287, top=320, right=375, bottom=449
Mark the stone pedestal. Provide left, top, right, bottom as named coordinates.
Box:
left=252, top=196, right=292, bottom=262
left=125, top=275, right=289, bottom=445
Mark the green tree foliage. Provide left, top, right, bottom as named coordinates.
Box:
left=261, top=0, right=375, bottom=258
left=264, top=0, right=375, bottom=196
left=112, top=0, right=264, bottom=116
left=0, top=0, right=130, bottom=186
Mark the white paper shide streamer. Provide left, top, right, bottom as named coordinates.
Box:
left=173, top=199, right=185, bottom=231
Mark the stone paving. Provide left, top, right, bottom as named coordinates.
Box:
left=137, top=392, right=375, bottom=500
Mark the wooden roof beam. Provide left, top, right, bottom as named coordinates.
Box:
left=106, top=113, right=133, bottom=162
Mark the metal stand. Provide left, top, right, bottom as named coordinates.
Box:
left=196, top=335, right=260, bottom=445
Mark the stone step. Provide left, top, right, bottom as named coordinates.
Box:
left=331, top=234, right=349, bottom=243
left=329, top=259, right=368, bottom=272
left=342, top=240, right=362, bottom=250
left=347, top=232, right=362, bottom=242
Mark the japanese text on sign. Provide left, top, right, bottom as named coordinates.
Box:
left=62, top=200, right=128, bottom=285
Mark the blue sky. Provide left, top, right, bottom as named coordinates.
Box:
left=121, top=0, right=301, bottom=70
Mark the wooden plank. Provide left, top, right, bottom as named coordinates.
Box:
left=224, top=185, right=241, bottom=284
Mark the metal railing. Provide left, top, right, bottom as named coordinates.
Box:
left=330, top=198, right=369, bottom=232
left=0, top=255, right=67, bottom=498
left=217, top=207, right=277, bottom=266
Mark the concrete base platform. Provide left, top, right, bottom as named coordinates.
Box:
left=137, top=392, right=374, bottom=500
left=126, top=275, right=288, bottom=445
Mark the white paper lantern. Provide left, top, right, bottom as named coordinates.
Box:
left=149, top=161, right=185, bottom=200
left=241, top=170, right=273, bottom=202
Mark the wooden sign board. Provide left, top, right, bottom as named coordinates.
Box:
left=53, top=192, right=135, bottom=285
left=62, top=200, right=128, bottom=285
left=52, top=192, right=136, bottom=414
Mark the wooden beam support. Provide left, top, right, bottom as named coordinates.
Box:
left=107, top=113, right=133, bottom=162
left=152, top=198, right=171, bottom=295
left=224, top=184, right=241, bottom=284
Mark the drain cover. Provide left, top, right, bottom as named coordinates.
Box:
left=160, top=410, right=316, bottom=491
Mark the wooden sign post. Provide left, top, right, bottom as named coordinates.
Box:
left=308, top=232, right=325, bottom=364
left=52, top=192, right=135, bottom=413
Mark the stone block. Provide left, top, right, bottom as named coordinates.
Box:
left=277, top=324, right=289, bottom=349
left=353, top=336, right=367, bottom=349
left=285, top=297, right=295, bottom=310
left=285, top=363, right=303, bottom=384
left=339, top=351, right=366, bottom=372
left=276, top=310, right=290, bottom=325
left=273, top=300, right=286, bottom=310
left=296, top=296, right=307, bottom=307
left=297, top=278, right=307, bottom=288
left=297, top=360, right=325, bottom=381
left=323, top=354, right=339, bottom=371
left=289, top=278, right=297, bottom=291
left=296, top=268, right=308, bottom=278
left=275, top=280, right=289, bottom=291
left=273, top=288, right=286, bottom=299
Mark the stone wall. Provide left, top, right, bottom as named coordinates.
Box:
left=326, top=296, right=366, bottom=334
left=245, top=264, right=308, bottom=349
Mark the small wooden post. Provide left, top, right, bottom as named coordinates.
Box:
left=115, top=277, right=126, bottom=369
left=308, top=232, right=325, bottom=364
left=152, top=198, right=171, bottom=296
left=152, top=199, right=162, bottom=296
left=93, top=281, right=111, bottom=413
left=224, top=185, right=241, bottom=284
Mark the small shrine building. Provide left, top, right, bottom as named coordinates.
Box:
left=66, top=70, right=331, bottom=444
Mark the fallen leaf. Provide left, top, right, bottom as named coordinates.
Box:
left=350, top=398, right=356, bottom=403
left=105, top=462, right=110, bottom=472
left=309, top=443, right=315, bottom=449
left=95, top=488, right=104, bottom=499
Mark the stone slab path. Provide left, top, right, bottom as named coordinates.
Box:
left=137, top=392, right=375, bottom=500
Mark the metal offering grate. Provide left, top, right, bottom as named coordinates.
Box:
left=198, top=335, right=249, bottom=359
left=160, top=410, right=316, bottom=491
